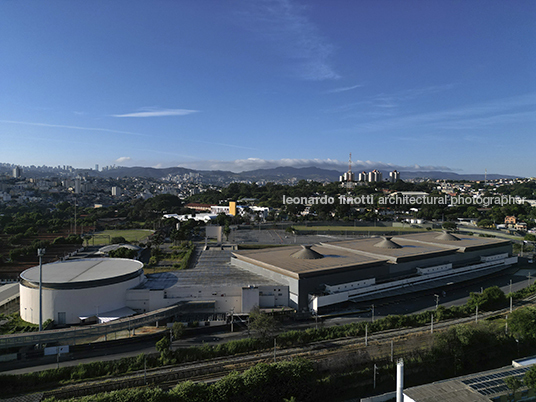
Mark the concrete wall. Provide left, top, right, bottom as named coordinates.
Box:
left=242, top=287, right=259, bottom=312
left=325, top=278, right=376, bottom=293
left=126, top=283, right=289, bottom=314
left=387, top=244, right=512, bottom=276
left=232, top=257, right=299, bottom=309
left=20, top=274, right=144, bottom=325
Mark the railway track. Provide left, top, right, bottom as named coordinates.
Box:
left=37, top=295, right=536, bottom=399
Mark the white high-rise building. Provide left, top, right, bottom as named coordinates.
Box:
left=12, top=166, right=22, bottom=178
left=74, top=177, right=81, bottom=194
left=389, top=170, right=400, bottom=183
left=368, top=169, right=383, bottom=182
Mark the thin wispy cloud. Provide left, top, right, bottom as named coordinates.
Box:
left=327, top=84, right=363, bottom=94
left=116, top=156, right=131, bottom=163
left=112, top=108, right=199, bottom=118
left=240, top=0, right=339, bottom=81
left=0, top=119, right=149, bottom=137
left=328, top=84, right=455, bottom=114
left=346, top=92, right=536, bottom=134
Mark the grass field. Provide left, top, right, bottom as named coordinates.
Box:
left=90, top=229, right=154, bottom=245
left=293, top=225, right=431, bottom=233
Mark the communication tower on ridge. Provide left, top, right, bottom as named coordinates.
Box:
left=339, top=153, right=355, bottom=189
left=348, top=153, right=352, bottom=188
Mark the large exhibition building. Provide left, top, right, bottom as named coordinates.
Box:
left=232, top=232, right=517, bottom=313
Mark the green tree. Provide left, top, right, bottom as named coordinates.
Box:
left=524, top=365, right=536, bottom=390
left=155, top=335, right=172, bottom=364
left=467, top=286, right=506, bottom=311
left=442, top=222, right=457, bottom=231
left=524, top=233, right=536, bottom=242
left=224, top=223, right=231, bottom=241
left=508, top=306, right=536, bottom=342
left=172, top=322, right=185, bottom=340
left=249, top=305, right=278, bottom=340
left=108, top=247, right=137, bottom=259
left=110, top=236, right=127, bottom=244
left=504, top=376, right=522, bottom=401
left=477, top=218, right=494, bottom=228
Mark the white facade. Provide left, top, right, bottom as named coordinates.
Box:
left=126, top=284, right=289, bottom=314
left=19, top=259, right=145, bottom=325
left=20, top=276, right=143, bottom=325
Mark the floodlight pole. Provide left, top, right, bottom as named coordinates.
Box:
left=38, top=248, right=45, bottom=331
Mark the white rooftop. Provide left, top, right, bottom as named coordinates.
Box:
left=20, top=258, right=143, bottom=285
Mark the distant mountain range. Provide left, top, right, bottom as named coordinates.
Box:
left=0, top=163, right=520, bottom=182
left=95, top=166, right=519, bottom=182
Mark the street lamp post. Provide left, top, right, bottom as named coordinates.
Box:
left=37, top=248, right=45, bottom=331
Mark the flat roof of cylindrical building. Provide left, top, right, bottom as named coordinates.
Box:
left=20, top=258, right=144, bottom=290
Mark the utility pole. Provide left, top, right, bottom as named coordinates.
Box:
left=434, top=294, right=440, bottom=310
left=373, top=364, right=377, bottom=389
left=475, top=305, right=478, bottom=323
left=371, top=304, right=375, bottom=322
left=38, top=248, right=45, bottom=332
left=365, top=324, right=368, bottom=346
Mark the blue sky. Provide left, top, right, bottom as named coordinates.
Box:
left=1, top=1, right=535, bottom=176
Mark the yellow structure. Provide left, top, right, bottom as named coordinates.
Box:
left=229, top=201, right=236, bottom=216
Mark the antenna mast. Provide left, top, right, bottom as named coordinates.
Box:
left=347, top=153, right=352, bottom=189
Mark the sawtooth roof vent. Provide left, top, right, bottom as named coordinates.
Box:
left=436, top=231, right=461, bottom=241
left=291, top=245, right=324, bottom=260
left=374, top=236, right=402, bottom=249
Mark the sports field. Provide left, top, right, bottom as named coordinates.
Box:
left=90, top=229, right=154, bottom=245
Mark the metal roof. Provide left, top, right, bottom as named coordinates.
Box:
left=395, top=232, right=510, bottom=252
left=20, top=258, right=144, bottom=288
left=233, top=244, right=386, bottom=278
left=321, top=237, right=456, bottom=263
left=404, top=365, right=531, bottom=401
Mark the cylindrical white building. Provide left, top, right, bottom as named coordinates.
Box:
left=20, top=258, right=145, bottom=325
